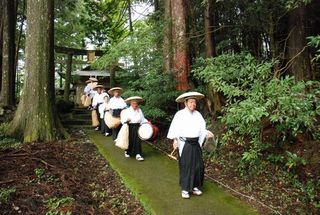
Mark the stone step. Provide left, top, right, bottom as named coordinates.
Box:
left=70, top=114, right=91, bottom=120
left=64, top=124, right=93, bottom=129
left=61, top=119, right=91, bottom=126
left=72, top=108, right=91, bottom=115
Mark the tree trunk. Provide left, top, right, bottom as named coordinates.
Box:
left=63, top=53, right=72, bottom=101
left=127, top=0, right=133, bottom=33
left=204, top=0, right=221, bottom=117
left=0, top=0, right=16, bottom=106
left=188, top=1, right=200, bottom=62
left=171, top=0, right=190, bottom=90
left=8, top=0, right=66, bottom=142
left=14, top=0, right=26, bottom=77
left=204, top=0, right=215, bottom=58
left=0, top=0, right=3, bottom=92
left=154, top=0, right=160, bottom=12
left=286, top=4, right=311, bottom=81
left=109, top=65, right=116, bottom=88
left=163, top=0, right=173, bottom=73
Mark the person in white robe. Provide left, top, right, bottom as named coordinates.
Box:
left=92, top=85, right=108, bottom=131
left=107, top=87, right=127, bottom=140
left=120, top=96, right=148, bottom=161
left=98, top=95, right=111, bottom=136
left=167, top=92, right=214, bottom=199
left=84, top=78, right=98, bottom=97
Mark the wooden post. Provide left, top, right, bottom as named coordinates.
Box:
left=59, top=63, right=63, bottom=88
left=63, top=53, right=72, bottom=101
left=110, top=66, right=115, bottom=88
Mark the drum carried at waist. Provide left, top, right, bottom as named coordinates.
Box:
left=104, top=111, right=121, bottom=128
left=138, top=122, right=158, bottom=141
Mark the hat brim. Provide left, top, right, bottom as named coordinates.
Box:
left=108, top=87, right=123, bottom=95
left=125, top=96, right=144, bottom=103
left=93, top=85, right=105, bottom=90
left=89, top=77, right=98, bottom=82
left=175, top=92, right=205, bottom=103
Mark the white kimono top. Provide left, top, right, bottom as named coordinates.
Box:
left=167, top=107, right=208, bottom=155
left=121, top=106, right=148, bottom=125
left=107, top=96, right=127, bottom=110
left=92, top=92, right=109, bottom=108
left=84, top=82, right=97, bottom=98
left=98, top=102, right=109, bottom=119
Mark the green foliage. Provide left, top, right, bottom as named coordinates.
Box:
left=307, top=35, right=320, bottom=61
left=193, top=52, right=319, bottom=170
left=267, top=154, right=285, bottom=164
left=0, top=123, right=10, bottom=135
left=35, top=168, right=45, bottom=180
left=93, top=14, right=179, bottom=121
left=0, top=123, right=22, bottom=150
left=122, top=71, right=180, bottom=121
left=0, top=187, right=16, bottom=204
left=93, top=19, right=163, bottom=75
left=285, top=151, right=306, bottom=170
left=55, top=0, right=127, bottom=47
left=44, top=196, right=74, bottom=215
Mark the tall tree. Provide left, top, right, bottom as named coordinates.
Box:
left=204, top=0, right=221, bottom=116
left=171, top=0, right=190, bottom=90
left=127, top=0, right=133, bottom=33
left=8, top=0, right=65, bottom=142
left=163, top=0, right=172, bottom=73
left=0, top=0, right=3, bottom=91
left=0, top=0, right=16, bottom=106
left=286, top=3, right=311, bottom=81
left=204, top=0, right=215, bottom=58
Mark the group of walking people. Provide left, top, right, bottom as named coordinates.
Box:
left=82, top=77, right=214, bottom=199
left=82, top=77, right=147, bottom=161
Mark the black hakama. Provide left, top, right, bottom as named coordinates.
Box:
left=179, top=137, right=204, bottom=192
left=95, top=103, right=102, bottom=130
left=126, top=123, right=142, bottom=156
left=111, top=108, right=124, bottom=140
left=100, top=112, right=111, bottom=135
left=112, top=126, right=121, bottom=140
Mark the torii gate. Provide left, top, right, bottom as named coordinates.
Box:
left=54, top=46, right=116, bottom=101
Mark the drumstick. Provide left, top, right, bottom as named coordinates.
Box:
left=168, top=148, right=177, bottom=160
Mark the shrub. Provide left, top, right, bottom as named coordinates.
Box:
left=0, top=187, right=16, bottom=204
left=122, top=71, right=180, bottom=122
left=192, top=52, right=320, bottom=168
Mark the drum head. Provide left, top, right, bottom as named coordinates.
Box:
left=138, top=123, right=153, bottom=140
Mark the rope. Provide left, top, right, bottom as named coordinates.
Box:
left=144, top=140, right=282, bottom=215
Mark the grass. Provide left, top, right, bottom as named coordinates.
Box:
left=87, top=130, right=258, bottom=215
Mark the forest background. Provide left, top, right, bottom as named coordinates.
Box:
left=0, top=0, right=320, bottom=214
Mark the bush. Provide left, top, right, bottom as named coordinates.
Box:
left=0, top=123, right=22, bottom=150
left=0, top=187, right=16, bottom=204
left=192, top=52, right=320, bottom=168
left=122, top=71, right=180, bottom=123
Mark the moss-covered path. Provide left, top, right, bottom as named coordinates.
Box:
left=87, top=130, right=258, bottom=215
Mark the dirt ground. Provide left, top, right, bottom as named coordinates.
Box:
left=0, top=129, right=146, bottom=215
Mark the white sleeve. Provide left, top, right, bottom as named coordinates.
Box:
left=120, top=98, right=127, bottom=109
left=92, top=95, right=97, bottom=107
left=198, top=113, right=208, bottom=146
left=98, top=104, right=105, bottom=118
left=84, top=86, right=89, bottom=94
left=120, top=109, right=129, bottom=124
left=106, top=98, right=113, bottom=109
left=167, top=112, right=180, bottom=139
left=140, top=110, right=148, bottom=124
